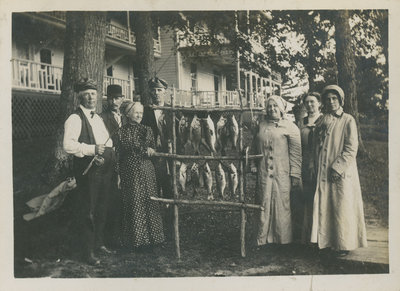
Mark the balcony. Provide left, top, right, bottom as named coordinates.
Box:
left=31, top=12, right=161, bottom=55
left=12, top=58, right=133, bottom=99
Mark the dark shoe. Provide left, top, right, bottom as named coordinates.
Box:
left=99, top=245, right=117, bottom=254
left=335, top=250, right=350, bottom=257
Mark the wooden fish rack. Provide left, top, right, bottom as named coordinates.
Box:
left=149, top=89, right=264, bottom=259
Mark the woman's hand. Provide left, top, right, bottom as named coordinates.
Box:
left=147, top=147, right=156, bottom=157
left=250, top=163, right=257, bottom=173
left=329, top=169, right=342, bottom=183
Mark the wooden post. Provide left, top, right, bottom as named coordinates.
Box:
left=171, top=87, right=181, bottom=260
left=239, top=103, right=246, bottom=257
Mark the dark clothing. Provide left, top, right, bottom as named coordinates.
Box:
left=116, top=122, right=165, bottom=248
left=100, top=109, right=125, bottom=144
left=141, top=106, right=173, bottom=199
left=72, top=110, right=116, bottom=257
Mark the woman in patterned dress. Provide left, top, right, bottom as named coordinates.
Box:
left=250, top=96, right=302, bottom=247
left=116, top=101, right=164, bottom=250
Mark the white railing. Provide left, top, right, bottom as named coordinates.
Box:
left=169, top=89, right=241, bottom=108
left=12, top=58, right=63, bottom=93
left=103, top=76, right=133, bottom=100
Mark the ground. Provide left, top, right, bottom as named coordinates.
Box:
left=12, top=116, right=388, bottom=278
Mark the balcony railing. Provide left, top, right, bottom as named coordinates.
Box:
left=12, top=58, right=133, bottom=99
left=167, top=89, right=242, bottom=108
left=12, top=58, right=63, bottom=93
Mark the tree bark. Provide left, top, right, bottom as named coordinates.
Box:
left=334, top=10, right=366, bottom=154
left=41, top=11, right=107, bottom=186
left=133, top=12, right=155, bottom=105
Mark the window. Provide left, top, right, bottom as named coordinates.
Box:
left=107, top=66, right=113, bottom=77
left=40, top=49, right=52, bottom=65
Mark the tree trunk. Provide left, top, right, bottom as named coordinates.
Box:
left=41, top=11, right=107, bottom=186
left=133, top=12, right=155, bottom=105
left=334, top=10, right=367, bottom=154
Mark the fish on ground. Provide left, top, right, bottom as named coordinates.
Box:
left=215, top=163, right=227, bottom=199
left=203, top=162, right=214, bottom=200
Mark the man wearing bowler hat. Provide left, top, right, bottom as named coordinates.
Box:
left=141, top=77, right=174, bottom=239
left=63, top=78, right=116, bottom=264
left=100, top=84, right=126, bottom=250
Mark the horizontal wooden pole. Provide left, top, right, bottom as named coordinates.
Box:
left=149, top=105, right=265, bottom=112
left=152, top=152, right=264, bottom=160
left=150, top=197, right=264, bottom=211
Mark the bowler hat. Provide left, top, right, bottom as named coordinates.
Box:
left=322, top=85, right=345, bottom=106
left=74, top=78, right=97, bottom=93
left=107, top=84, right=124, bottom=99
left=148, top=77, right=168, bottom=89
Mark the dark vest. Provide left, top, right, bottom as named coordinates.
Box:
left=73, top=107, right=96, bottom=178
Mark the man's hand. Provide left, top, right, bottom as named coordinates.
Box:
left=95, top=144, right=105, bottom=155
left=250, top=165, right=257, bottom=173
left=147, top=147, right=156, bottom=157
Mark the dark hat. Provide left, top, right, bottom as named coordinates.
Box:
left=74, top=78, right=97, bottom=93
left=322, top=85, right=345, bottom=105
left=107, top=84, right=124, bottom=99
left=148, top=77, right=168, bottom=89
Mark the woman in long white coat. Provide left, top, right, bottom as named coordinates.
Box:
left=311, top=85, right=367, bottom=254
left=251, top=96, right=302, bottom=246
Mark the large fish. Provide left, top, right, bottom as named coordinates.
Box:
left=177, top=114, right=190, bottom=154
left=216, top=115, right=228, bottom=155
left=190, top=114, right=202, bottom=155
left=190, top=162, right=203, bottom=196
left=228, top=163, right=239, bottom=198
left=203, top=114, right=217, bottom=154
left=227, top=114, right=239, bottom=150
left=215, top=163, right=227, bottom=199
left=203, top=162, right=214, bottom=200
left=178, top=162, right=188, bottom=193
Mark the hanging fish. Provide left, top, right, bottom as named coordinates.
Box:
left=203, top=162, right=214, bottom=200
left=178, top=162, right=188, bottom=193
left=228, top=163, right=239, bottom=198
left=203, top=114, right=217, bottom=154
left=177, top=114, right=190, bottom=154
left=190, top=162, right=203, bottom=196
left=227, top=114, right=239, bottom=150
left=215, top=163, right=227, bottom=199
left=190, top=114, right=202, bottom=155
left=216, top=115, right=228, bottom=155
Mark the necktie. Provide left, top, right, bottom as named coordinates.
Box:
left=90, top=111, right=95, bottom=118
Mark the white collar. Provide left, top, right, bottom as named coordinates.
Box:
left=80, top=105, right=96, bottom=118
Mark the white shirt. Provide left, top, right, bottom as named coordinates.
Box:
left=112, top=111, right=122, bottom=127
left=63, top=105, right=113, bottom=157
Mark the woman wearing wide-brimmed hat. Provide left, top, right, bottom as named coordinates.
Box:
left=310, top=85, right=367, bottom=256
left=250, top=95, right=302, bottom=247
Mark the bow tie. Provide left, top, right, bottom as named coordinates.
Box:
left=90, top=111, right=95, bottom=118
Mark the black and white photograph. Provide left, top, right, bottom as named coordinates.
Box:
left=1, top=0, right=399, bottom=290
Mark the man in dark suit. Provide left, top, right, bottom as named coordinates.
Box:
left=141, top=77, right=174, bottom=239
left=100, top=84, right=125, bottom=250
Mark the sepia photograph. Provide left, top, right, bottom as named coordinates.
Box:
left=1, top=0, right=399, bottom=290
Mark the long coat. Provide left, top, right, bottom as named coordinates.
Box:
left=311, top=110, right=367, bottom=250
left=252, top=118, right=302, bottom=245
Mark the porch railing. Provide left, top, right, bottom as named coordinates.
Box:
left=12, top=58, right=63, bottom=93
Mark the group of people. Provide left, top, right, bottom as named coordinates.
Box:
left=251, top=85, right=368, bottom=257
left=63, top=76, right=367, bottom=265
left=63, top=77, right=171, bottom=265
